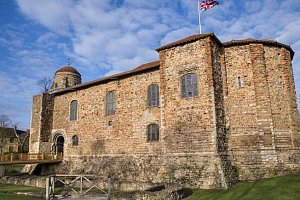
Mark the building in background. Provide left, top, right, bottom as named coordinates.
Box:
left=0, top=127, right=29, bottom=153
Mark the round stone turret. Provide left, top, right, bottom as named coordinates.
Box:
left=51, top=66, right=81, bottom=92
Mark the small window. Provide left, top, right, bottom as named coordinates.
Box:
left=70, top=100, right=78, bottom=121
left=181, top=73, right=198, bottom=98
left=8, top=146, right=13, bottom=153
left=147, top=84, right=159, bottom=107
left=147, top=124, right=159, bottom=142
left=72, top=135, right=79, bottom=146
left=237, top=76, right=244, bottom=89
left=106, top=91, right=116, bottom=115
left=9, top=137, right=14, bottom=143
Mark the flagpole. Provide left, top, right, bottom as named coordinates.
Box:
left=198, top=2, right=202, bottom=34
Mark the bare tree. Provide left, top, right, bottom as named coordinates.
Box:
left=0, top=114, right=12, bottom=152
left=0, top=114, right=12, bottom=127
left=39, top=76, right=52, bottom=93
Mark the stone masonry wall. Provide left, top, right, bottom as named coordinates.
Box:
left=58, top=154, right=227, bottom=190
left=29, top=93, right=54, bottom=153
left=158, top=36, right=232, bottom=188
left=159, top=37, right=217, bottom=154
left=224, top=43, right=300, bottom=180
left=51, top=69, right=161, bottom=156
left=30, top=94, right=42, bottom=153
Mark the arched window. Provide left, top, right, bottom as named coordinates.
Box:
left=70, top=100, right=78, bottom=121
left=147, top=84, right=159, bottom=107
left=72, top=135, right=79, bottom=146
left=106, top=91, right=116, bottom=115
left=181, top=73, right=198, bottom=98
left=147, top=124, right=159, bottom=142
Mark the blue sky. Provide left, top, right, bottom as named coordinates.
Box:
left=0, top=0, right=300, bottom=130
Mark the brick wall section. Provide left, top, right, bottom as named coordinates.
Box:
left=40, top=93, right=54, bottom=143
left=224, top=43, right=300, bottom=180
left=159, top=38, right=216, bottom=154
left=279, top=48, right=300, bottom=147
left=29, top=93, right=54, bottom=153
left=224, top=45, right=259, bottom=152
left=250, top=44, right=275, bottom=153
left=29, top=94, right=43, bottom=153
left=51, top=69, right=161, bottom=156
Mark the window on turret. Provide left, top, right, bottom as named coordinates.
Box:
left=181, top=73, right=198, bottom=98
left=147, top=124, right=159, bottom=142
left=147, top=84, right=159, bottom=107
left=237, top=76, right=244, bottom=89
left=72, top=135, right=78, bottom=146
left=106, top=91, right=116, bottom=115
left=70, top=100, right=78, bottom=121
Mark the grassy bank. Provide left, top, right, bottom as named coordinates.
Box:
left=187, top=173, right=300, bottom=200
left=1, top=173, right=300, bottom=199
left=0, top=184, right=43, bottom=200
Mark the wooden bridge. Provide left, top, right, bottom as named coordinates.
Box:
left=0, top=152, right=63, bottom=177
left=0, top=152, right=63, bottom=165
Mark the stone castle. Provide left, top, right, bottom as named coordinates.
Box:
left=29, top=33, right=300, bottom=189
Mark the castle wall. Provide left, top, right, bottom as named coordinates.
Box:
left=159, top=37, right=217, bottom=154
left=30, top=34, right=300, bottom=189
left=29, top=93, right=54, bottom=153
left=52, top=69, right=161, bottom=156
left=40, top=36, right=235, bottom=189
left=224, top=44, right=300, bottom=180
left=158, top=36, right=233, bottom=188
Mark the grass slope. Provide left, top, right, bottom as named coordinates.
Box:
left=187, top=173, right=300, bottom=200
left=0, top=184, right=43, bottom=200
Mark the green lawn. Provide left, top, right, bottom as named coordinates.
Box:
left=0, top=184, right=43, bottom=200
left=1, top=173, right=300, bottom=200
left=187, top=173, right=300, bottom=200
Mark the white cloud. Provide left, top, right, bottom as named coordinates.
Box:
left=6, top=0, right=300, bottom=129
left=16, top=0, right=72, bottom=35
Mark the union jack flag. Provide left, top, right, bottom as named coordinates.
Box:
left=199, top=0, right=219, bottom=12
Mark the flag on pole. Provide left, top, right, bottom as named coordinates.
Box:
left=199, top=0, right=219, bottom=12
left=198, top=0, right=219, bottom=34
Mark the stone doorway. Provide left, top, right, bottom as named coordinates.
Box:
left=53, top=134, right=64, bottom=154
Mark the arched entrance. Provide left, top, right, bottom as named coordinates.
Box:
left=53, top=133, right=65, bottom=154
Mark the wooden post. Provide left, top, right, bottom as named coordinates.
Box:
left=51, top=176, right=55, bottom=197
left=10, top=153, right=13, bottom=162
left=80, top=175, right=83, bottom=194
left=46, top=177, right=50, bottom=200
left=108, top=177, right=111, bottom=200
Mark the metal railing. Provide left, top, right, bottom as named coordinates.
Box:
left=0, top=152, right=63, bottom=164
left=46, top=174, right=111, bottom=200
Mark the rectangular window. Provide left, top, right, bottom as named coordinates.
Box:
left=148, top=84, right=159, bottom=107
left=181, top=73, right=198, bottom=98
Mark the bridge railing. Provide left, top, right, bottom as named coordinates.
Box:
left=0, top=152, right=63, bottom=163
left=46, top=174, right=111, bottom=200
